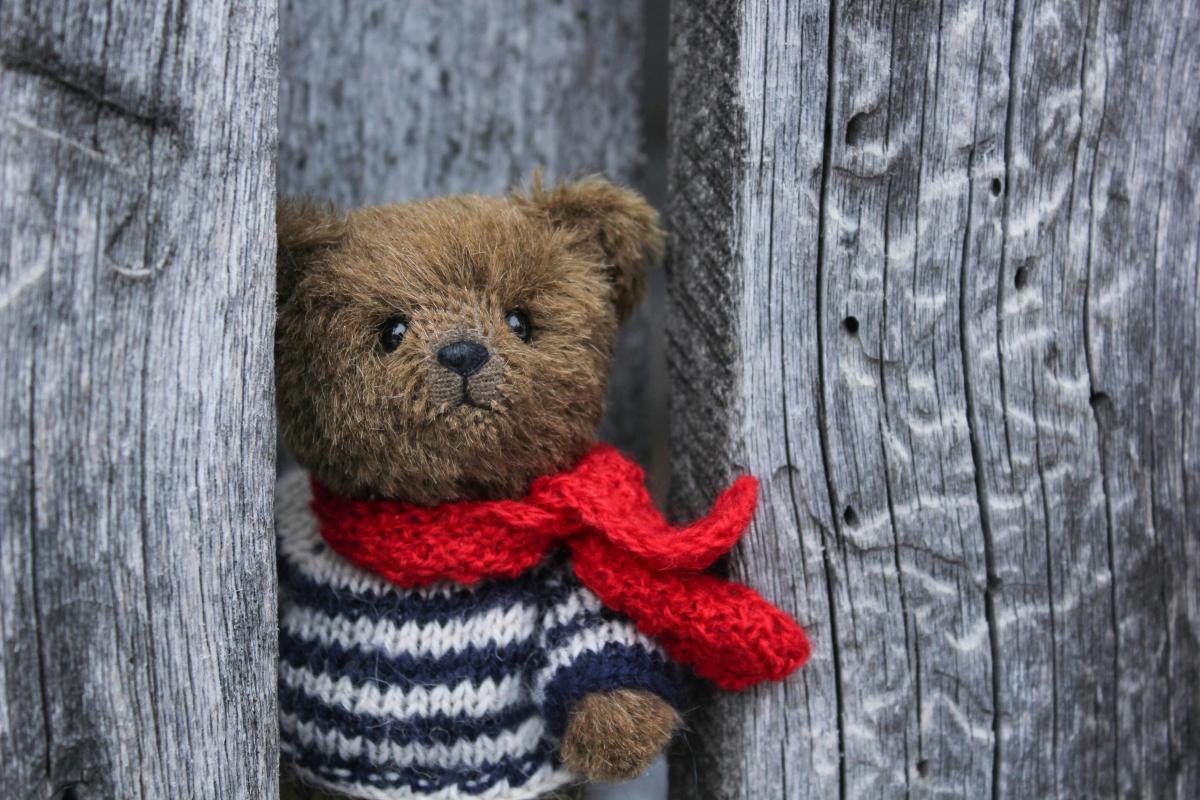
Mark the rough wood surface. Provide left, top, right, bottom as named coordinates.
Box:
left=667, top=0, right=1199, bottom=797
left=0, top=2, right=279, bottom=798
left=278, top=0, right=653, bottom=460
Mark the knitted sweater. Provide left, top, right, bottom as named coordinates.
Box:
left=276, top=470, right=681, bottom=800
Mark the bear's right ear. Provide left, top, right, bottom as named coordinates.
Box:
left=514, top=174, right=664, bottom=323
left=276, top=198, right=347, bottom=303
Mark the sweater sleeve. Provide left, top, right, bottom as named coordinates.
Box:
left=532, top=559, right=681, bottom=738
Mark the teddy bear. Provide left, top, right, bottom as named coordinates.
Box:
left=273, top=176, right=810, bottom=800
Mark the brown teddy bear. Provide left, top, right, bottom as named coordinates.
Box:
left=274, top=177, right=809, bottom=800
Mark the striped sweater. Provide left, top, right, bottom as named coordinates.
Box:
left=276, top=470, right=681, bottom=800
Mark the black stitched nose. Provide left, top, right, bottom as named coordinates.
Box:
left=437, top=340, right=490, bottom=377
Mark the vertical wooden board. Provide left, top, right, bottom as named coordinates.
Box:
left=0, top=1, right=279, bottom=798
left=1144, top=6, right=1200, bottom=790
left=277, top=0, right=652, bottom=460
left=1075, top=0, right=1200, bottom=794
left=959, top=0, right=1120, bottom=794
left=668, top=1, right=842, bottom=797
left=665, top=0, right=756, bottom=794
left=669, top=0, right=1199, bottom=798
left=962, top=0, right=1199, bottom=795
left=820, top=0, right=1001, bottom=794
left=736, top=2, right=848, bottom=797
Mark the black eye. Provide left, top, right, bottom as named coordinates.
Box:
left=505, top=310, right=532, bottom=343
left=379, top=316, right=408, bottom=352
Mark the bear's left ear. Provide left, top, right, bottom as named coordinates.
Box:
left=276, top=197, right=347, bottom=305
left=515, top=176, right=664, bottom=322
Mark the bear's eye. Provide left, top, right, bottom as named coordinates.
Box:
left=505, top=310, right=532, bottom=343
left=379, top=316, right=408, bottom=352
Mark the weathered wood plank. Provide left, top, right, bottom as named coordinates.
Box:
left=667, top=0, right=1199, bottom=797
left=0, top=2, right=279, bottom=798
left=820, top=1, right=998, bottom=795
left=277, top=0, right=652, bottom=460
left=668, top=2, right=844, bottom=797
left=1072, top=2, right=1200, bottom=794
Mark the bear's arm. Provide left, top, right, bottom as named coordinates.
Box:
left=531, top=562, right=681, bottom=740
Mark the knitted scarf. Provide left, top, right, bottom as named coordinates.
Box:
left=310, top=444, right=811, bottom=691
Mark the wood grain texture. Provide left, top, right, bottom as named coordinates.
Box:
left=277, top=0, right=653, bottom=460
left=667, top=0, right=1199, bottom=797
left=0, top=2, right=279, bottom=798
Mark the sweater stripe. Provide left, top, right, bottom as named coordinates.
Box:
left=279, top=663, right=528, bottom=722
left=280, top=629, right=535, bottom=688
left=281, top=601, right=539, bottom=658
left=281, top=711, right=546, bottom=769
left=279, top=559, right=575, bottom=625
left=280, top=738, right=559, bottom=794
left=279, top=683, right=538, bottom=748
left=280, top=588, right=596, bottom=659
left=286, top=761, right=574, bottom=800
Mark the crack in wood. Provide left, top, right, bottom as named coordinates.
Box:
left=0, top=51, right=181, bottom=135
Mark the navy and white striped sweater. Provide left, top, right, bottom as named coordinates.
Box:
left=276, top=470, right=681, bottom=800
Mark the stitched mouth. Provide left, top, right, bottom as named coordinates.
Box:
left=456, top=379, right=496, bottom=413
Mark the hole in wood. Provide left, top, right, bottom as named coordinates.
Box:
left=1044, top=341, right=1061, bottom=369
left=54, top=786, right=81, bottom=800
left=842, top=316, right=860, bottom=335
left=842, top=506, right=858, bottom=526
left=845, top=112, right=869, bottom=146
left=1090, top=391, right=1112, bottom=412
left=917, top=759, right=931, bottom=778
left=1014, top=265, right=1030, bottom=290
left=991, top=178, right=1003, bottom=196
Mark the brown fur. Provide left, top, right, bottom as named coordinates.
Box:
left=276, top=177, right=674, bottom=785
left=512, top=173, right=663, bottom=322
left=560, top=689, right=681, bottom=782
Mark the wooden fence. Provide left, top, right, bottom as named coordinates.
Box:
left=1, top=1, right=1196, bottom=798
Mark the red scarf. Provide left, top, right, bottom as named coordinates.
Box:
left=310, top=445, right=810, bottom=690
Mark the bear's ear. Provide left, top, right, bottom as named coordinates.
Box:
left=276, top=198, right=347, bottom=304
left=516, top=175, right=664, bottom=322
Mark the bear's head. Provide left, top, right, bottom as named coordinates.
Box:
left=275, top=177, right=663, bottom=505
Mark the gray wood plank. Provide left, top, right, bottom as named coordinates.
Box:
left=1074, top=1, right=1200, bottom=794
left=277, top=0, right=653, bottom=460
left=668, top=2, right=844, bottom=797
left=0, top=1, right=279, bottom=798
left=667, top=0, right=1199, bottom=797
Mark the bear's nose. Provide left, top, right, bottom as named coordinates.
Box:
left=436, top=340, right=490, bottom=377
